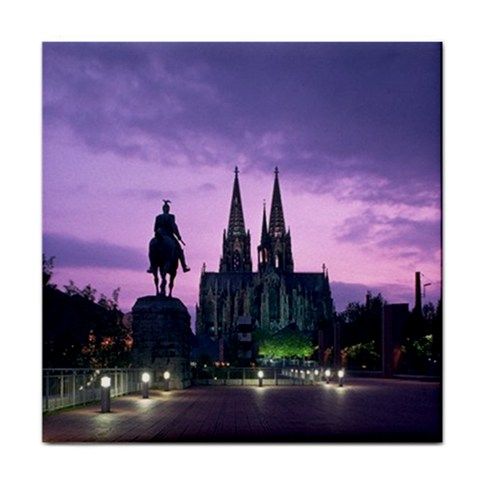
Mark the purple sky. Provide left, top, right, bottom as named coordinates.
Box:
left=42, top=42, right=441, bottom=315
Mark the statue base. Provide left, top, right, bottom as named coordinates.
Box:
left=131, top=295, right=192, bottom=389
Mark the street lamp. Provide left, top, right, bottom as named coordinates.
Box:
left=163, top=371, right=170, bottom=391
left=258, top=370, right=264, bottom=387
left=338, top=369, right=345, bottom=387
left=100, top=376, right=111, bottom=413
left=141, top=372, right=150, bottom=398
left=325, top=368, right=331, bottom=384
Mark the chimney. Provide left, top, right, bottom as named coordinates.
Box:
left=414, top=271, right=422, bottom=315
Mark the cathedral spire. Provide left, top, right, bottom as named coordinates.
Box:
left=220, top=167, right=252, bottom=273
left=227, top=166, right=246, bottom=237
left=268, top=167, right=286, bottom=238
left=261, top=199, right=268, bottom=242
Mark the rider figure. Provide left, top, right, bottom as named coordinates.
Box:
left=147, top=200, right=191, bottom=273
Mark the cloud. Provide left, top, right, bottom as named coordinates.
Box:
left=331, top=280, right=415, bottom=311
left=43, top=43, right=441, bottom=189
left=121, top=182, right=216, bottom=201
left=121, top=188, right=177, bottom=201
left=198, top=182, right=216, bottom=192
left=43, top=232, right=145, bottom=271
left=335, top=209, right=441, bottom=263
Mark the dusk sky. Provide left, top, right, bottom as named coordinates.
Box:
left=42, top=42, right=441, bottom=316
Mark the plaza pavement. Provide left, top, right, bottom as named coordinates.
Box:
left=43, top=378, right=441, bottom=443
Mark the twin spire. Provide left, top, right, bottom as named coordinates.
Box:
left=268, top=166, right=286, bottom=238
left=223, top=166, right=293, bottom=273
left=227, top=166, right=246, bottom=237
left=227, top=166, right=286, bottom=241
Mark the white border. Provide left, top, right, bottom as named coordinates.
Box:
left=1, top=0, right=479, bottom=478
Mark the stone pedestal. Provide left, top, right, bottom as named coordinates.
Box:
left=132, top=296, right=192, bottom=389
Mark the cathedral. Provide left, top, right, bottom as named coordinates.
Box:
left=195, top=167, right=334, bottom=361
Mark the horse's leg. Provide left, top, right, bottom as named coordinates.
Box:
left=168, top=270, right=176, bottom=297
left=160, top=268, right=167, bottom=297
left=153, top=268, right=159, bottom=296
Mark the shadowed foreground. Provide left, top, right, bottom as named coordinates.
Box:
left=43, top=379, right=441, bottom=443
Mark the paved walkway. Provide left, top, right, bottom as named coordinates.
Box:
left=43, top=378, right=441, bottom=442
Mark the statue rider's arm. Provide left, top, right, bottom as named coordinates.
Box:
left=154, top=216, right=161, bottom=235
left=171, top=215, right=182, bottom=241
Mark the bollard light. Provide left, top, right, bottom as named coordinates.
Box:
left=338, top=369, right=345, bottom=387
left=101, top=376, right=111, bottom=388
left=325, top=368, right=331, bottom=384
left=258, top=370, right=264, bottom=387
left=141, top=372, right=150, bottom=398
left=100, top=376, right=111, bottom=413
left=163, top=371, right=170, bottom=391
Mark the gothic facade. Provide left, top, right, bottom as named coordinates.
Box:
left=196, top=167, right=334, bottom=359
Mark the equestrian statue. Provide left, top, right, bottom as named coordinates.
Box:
left=147, top=200, right=190, bottom=296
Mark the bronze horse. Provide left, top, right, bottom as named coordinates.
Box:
left=148, top=231, right=179, bottom=296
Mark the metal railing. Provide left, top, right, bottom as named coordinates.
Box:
left=191, top=366, right=320, bottom=386
left=42, top=368, right=144, bottom=413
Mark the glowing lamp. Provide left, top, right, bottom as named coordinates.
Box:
left=325, top=369, right=331, bottom=377
left=142, top=372, right=150, bottom=383
left=101, top=376, right=111, bottom=388
left=338, top=370, right=345, bottom=379
left=314, top=369, right=319, bottom=376
left=163, top=371, right=170, bottom=380
left=258, top=370, right=264, bottom=379
left=100, top=376, right=111, bottom=413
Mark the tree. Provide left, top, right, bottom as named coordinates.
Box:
left=343, top=341, right=380, bottom=370
left=400, top=334, right=438, bottom=374
left=64, top=280, right=81, bottom=296
left=44, top=277, right=130, bottom=367
left=257, top=325, right=315, bottom=360
left=340, top=292, right=385, bottom=354
left=42, top=255, right=55, bottom=287
left=81, top=284, right=97, bottom=302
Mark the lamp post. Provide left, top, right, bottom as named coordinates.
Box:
left=325, top=368, right=331, bottom=384
left=314, top=369, right=319, bottom=383
left=258, top=370, right=264, bottom=387
left=338, top=369, right=345, bottom=387
left=100, top=376, right=111, bottom=413
left=163, top=371, right=170, bottom=391
left=141, top=372, right=150, bottom=398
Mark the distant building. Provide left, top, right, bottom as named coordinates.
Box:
left=196, top=167, right=334, bottom=362
left=382, top=303, right=409, bottom=376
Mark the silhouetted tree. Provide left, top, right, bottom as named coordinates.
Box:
left=42, top=255, right=55, bottom=287
left=339, top=292, right=385, bottom=360
left=43, top=254, right=130, bottom=368
left=64, top=280, right=81, bottom=296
